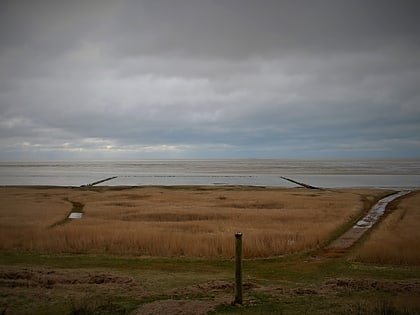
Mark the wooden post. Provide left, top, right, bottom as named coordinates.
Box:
left=234, top=232, right=243, bottom=305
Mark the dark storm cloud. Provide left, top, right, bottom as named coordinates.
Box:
left=0, top=0, right=419, bottom=159
left=105, top=0, right=420, bottom=57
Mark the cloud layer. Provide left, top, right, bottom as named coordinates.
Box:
left=1, top=0, right=420, bottom=159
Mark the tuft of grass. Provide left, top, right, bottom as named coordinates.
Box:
left=342, top=300, right=417, bottom=315
left=68, top=200, right=85, bottom=212
left=69, top=296, right=128, bottom=315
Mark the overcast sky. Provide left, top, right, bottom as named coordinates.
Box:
left=0, top=0, right=419, bottom=160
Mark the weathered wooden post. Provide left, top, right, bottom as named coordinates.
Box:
left=234, top=232, right=243, bottom=305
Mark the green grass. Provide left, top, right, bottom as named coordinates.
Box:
left=1, top=249, right=420, bottom=314
left=213, top=295, right=420, bottom=315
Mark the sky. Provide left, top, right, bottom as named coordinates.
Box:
left=0, top=0, right=419, bottom=160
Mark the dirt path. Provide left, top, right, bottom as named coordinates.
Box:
left=325, top=190, right=411, bottom=253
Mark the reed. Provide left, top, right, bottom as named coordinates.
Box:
left=0, top=187, right=386, bottom=258
left=353, top=191, right=420, bottom=265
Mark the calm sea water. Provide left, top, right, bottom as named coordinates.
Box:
left=0, top=159, right=419, bottom=189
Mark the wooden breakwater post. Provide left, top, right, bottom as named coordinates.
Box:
left=81, top=176, right=118, bottom=187
left=234, top=232, right=243, bottom=305
left=279, top=176, right=320, bottom=189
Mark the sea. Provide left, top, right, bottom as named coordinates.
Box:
left=0, top=159, right=419, bottom=189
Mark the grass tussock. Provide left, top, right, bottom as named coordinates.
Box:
left=0, top=187, right=388, bottom=258
left=353, top=191, right=420, bottom=265
left=342, top=300, right=418, bottom=315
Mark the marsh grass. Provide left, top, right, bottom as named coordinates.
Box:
left=353, top=191, right=420, bottom=265
left=0, top=187, right=388, bottom=258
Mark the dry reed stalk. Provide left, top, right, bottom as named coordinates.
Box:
left=353, top=191, right=420, bottom=265
left=0, top=187, right=388, bottom=258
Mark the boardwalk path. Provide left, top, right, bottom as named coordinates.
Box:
left=326, top=190, right=411, bottom=251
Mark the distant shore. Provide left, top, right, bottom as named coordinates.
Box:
left=1, top=159, right=419, bottom=188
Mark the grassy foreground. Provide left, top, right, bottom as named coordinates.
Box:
left=1, top=187, right=420, bottom=314
left=1, top=250, right=420, bottom=314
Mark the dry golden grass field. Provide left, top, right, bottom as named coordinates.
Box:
left=1, top=186, right=420, bottom=314
left=0, top=186, right=390, bottom=258
left=353, top=190, right=420, bottom=265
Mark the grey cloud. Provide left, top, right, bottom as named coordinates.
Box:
left=106, top=0, right=420, bottom=58
left=0, top=0, right=419, bottom=159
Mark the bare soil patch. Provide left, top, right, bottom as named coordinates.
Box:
left=133, top=299, right=223, bottom=315
left=132, top=278, right=420, bottom=315
left=323, top=278, right=420, bottom=294
left=0, top=267, right=137, bottom=289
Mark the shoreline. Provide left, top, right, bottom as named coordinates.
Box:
left=1, top=182, right=419, bottom=191
left=1, top=159, right=419, bottom=188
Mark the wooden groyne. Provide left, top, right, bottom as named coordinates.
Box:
left=81, top=176, right=117, bottom=187
left=280, top=176, right=320, bottom=189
